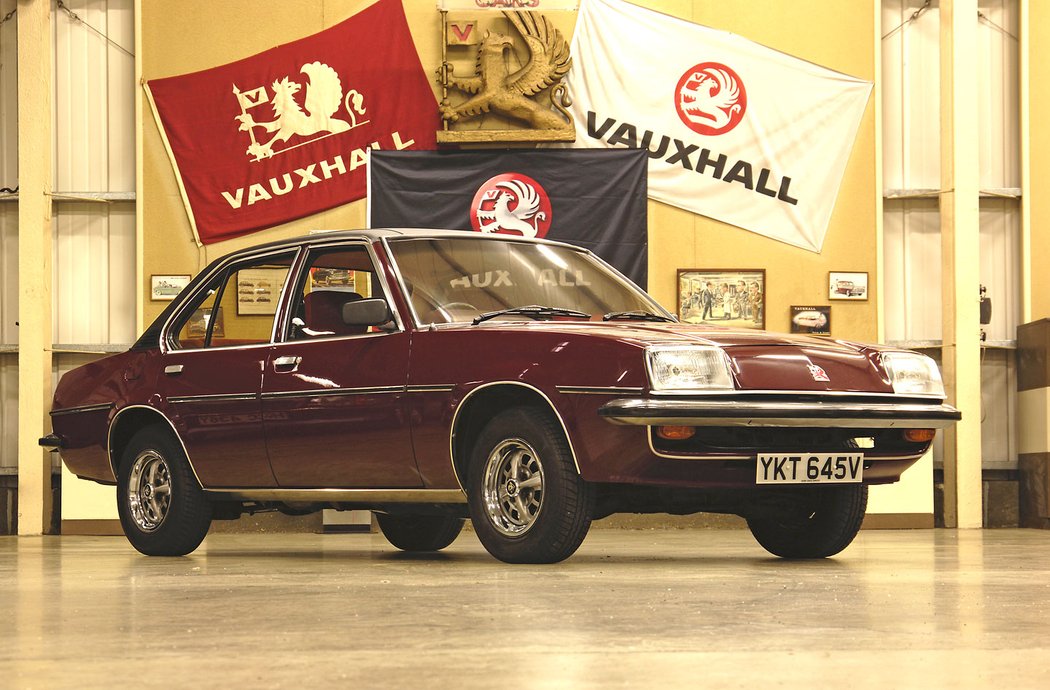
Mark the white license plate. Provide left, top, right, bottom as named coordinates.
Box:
left=756, top=453, right=864, bottom=484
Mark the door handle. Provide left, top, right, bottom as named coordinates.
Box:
left=273, top=355, right=302, bottom=372
left=164, top=365, right=184, bottom=375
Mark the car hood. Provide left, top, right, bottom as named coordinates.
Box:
left=473, top=320, right=858, bottom=348
left=470, top=320, right=894, bottom=393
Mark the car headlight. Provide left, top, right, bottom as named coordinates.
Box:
left=646, top=345, right=735, bottom=391
left=881, top=352, right=946, bottom=397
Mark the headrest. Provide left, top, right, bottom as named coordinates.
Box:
left=303, top=290, right=364, bottom=336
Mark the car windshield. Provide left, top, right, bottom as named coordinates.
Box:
left=388, top=237, right=667, bottom=325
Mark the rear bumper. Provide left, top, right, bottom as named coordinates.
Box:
left=599, top=398, right=961, bottom=428
left=38, top=433, right=65, bottom=449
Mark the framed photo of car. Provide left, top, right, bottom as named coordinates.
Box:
left=678, top=269, right=765, bottom=329
left=791, top=305, right=831, bottom=336
left=150, top=274, right=191, bottom=301
left=237, top=268, right=285, bottom=315
left=829, top=271, right=868, bottom=301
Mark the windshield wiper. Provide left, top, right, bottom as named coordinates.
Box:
left=472, top=305, right=591, bottom=325
left=602, top=310, right=676, bottom=322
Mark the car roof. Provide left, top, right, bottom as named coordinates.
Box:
left=230, top=228, right=585, bottom=258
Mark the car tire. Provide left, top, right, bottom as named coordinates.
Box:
left=746, top=484, right=868, bottom=559
left=466, top=407, right=594, bottom=564
left=116, top=427, right=212, bottom=556
left=375, top=513, right=465, bottom=552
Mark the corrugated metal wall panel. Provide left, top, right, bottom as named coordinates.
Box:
left=978, top=0, right=1021, bottom=190
left=882, top=0, right=1020, bottom=345
left=882, top=198, right=943, bottom=342
left=0, top=206, right=15, bottom=345
left=52, top=0, right=136, bottom=345
left=882, top=1, right=1019, bottom=191
left=979, top=198, right=1021, bottom=343
left=881, top=0, right=942, bottom=191
left=0, top=359, right=15, bottom=470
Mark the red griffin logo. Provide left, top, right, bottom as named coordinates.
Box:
left=470, top=173, right=552, bottom=238
left=675, top=62, right=747, bottom=136
left=808, top=364, right=831, bottom=383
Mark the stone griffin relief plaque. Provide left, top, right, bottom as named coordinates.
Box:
left=437, top=10, right=575, bottom=143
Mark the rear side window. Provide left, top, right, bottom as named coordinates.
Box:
left=170, top=251, right=297, bottom=349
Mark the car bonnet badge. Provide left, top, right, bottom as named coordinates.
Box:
left=808, top=364, right=831, bottom=382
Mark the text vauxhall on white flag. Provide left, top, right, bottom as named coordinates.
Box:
left=564, top=0, right=872, bottom=252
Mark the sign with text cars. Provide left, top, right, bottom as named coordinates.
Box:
left=563, top=0, right=872, bottom=253
left=145, top=0, right=437, bottom=246
left=368, top=149, right=649, bottom=287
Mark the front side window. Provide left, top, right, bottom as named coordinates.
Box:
left=170, top=251, right=296, bottom=349
left=387, top=238, right=664, bottom=324
left=285, top=245, right=385, bottom=340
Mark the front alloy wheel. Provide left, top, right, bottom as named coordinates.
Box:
left=481, top=438, right=545, bottom=537
left=467, top=407, right=593, bottom=564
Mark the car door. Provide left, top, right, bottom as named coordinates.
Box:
left=260, top=242, right=421, bottom=488
left=158, top=248, right=298, bottom=488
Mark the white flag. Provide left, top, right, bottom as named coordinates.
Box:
left=564, top=0, right=872, bottom=252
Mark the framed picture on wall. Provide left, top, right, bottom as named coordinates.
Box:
left=150, top=274, right=191, bottom=301
left=678, top=269, right=765, bottom=329
left=790, top=305, right=831, bottom=336
left=828, top=271, right=868, bottom=300
left=236, top=268, right=285, bottom=315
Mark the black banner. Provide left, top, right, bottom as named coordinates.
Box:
left=368, top=149, right=648, bottom=287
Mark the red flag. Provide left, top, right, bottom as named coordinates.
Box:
left=146, top=0, right=438, bottom=245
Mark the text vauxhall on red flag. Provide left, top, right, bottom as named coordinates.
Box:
left=146, top=0, right=438, bottom=245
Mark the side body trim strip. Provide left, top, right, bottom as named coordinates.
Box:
left=259, top=386, right=403, bottom=400
left=205, top=488, right=467, bottom=504
left=51, top=402, right=113, bottom=417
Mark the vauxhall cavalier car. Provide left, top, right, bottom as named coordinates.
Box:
left=43, top=229, right=960, bottom=563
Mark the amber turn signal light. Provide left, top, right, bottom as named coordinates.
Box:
left=656, top=425, right=696, bottom=441
left=903, top=428, right=936, bottom=443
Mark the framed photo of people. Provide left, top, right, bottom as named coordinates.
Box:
left=678, top=269, right=765, bottom=329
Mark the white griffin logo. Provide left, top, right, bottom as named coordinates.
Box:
left=234, top=61, right=368, bottom=162
left=678, top=66, right=743, bottom=131
left=476, top=180, right=547, bottom=237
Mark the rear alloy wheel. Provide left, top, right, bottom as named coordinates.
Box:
left=467, top=407, right=594, bottom=564
left=746, top=484, right=868, bottom=559
left=117, top=427, right=212, bottom=556
left=375, top=513, right=464, bottom=552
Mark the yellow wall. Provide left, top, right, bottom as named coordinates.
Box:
left=1029, top=0, right=1050, bottom=319
left=140, top=0, right=876, bottom=341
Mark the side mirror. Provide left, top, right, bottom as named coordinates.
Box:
left=343, top=298, right=393, bottom=328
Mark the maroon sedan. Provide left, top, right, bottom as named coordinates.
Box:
left=42, top=230, right=959, bottom=563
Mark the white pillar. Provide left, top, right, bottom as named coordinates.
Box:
left=939, top=0, right=983, bottom=529
left=16, top=0, right=54, bottom=535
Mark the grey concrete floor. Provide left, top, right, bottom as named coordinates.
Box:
left=1, top=528, right=1049, bottom=689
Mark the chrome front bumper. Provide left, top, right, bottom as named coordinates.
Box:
left=599, top=398, right=961, bottom=428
